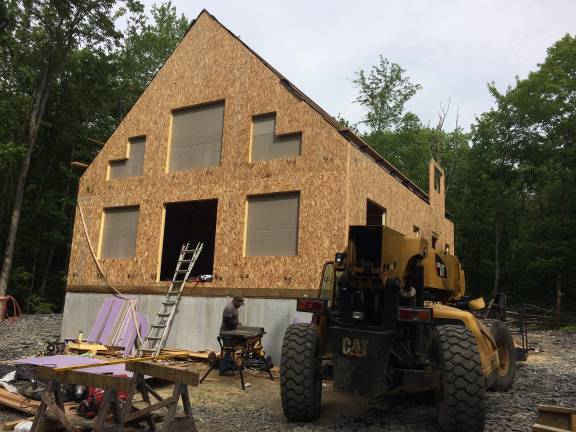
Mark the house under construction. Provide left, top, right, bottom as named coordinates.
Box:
left=62, top=10, right=454, bottom=360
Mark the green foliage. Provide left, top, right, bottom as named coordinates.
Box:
left=27, top=294, right=56, bottom=314
left=0, top=1, right=189, bottom=310
left=353, top=56, right=422, bottom=132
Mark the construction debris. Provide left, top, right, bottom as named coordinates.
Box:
left=533, top=405, right=576, bottom=431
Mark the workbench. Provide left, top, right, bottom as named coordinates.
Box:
left=30, top=357, right=198, bottom=432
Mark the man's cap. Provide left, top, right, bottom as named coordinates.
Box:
left=233, top=296, right=244, bottom=303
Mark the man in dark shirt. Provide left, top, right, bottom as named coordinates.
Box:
left=220, top=296, right=244, bottom=331
left=219, top=296, right=244, bottom=375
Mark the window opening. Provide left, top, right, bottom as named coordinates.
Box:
left=432, top=232, right=439, bottom=249
left=366, top=200, right=386, bottom=226
left=100, top=206, right=139, bottom=258
left=245, top=192, right=300, bottom=256
left=251, top=113, right=301, bottom=161
left=109, top=136, right=146, bottom=179
left=168, top=102, right=224, bottom=172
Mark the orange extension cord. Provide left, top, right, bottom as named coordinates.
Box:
left=0, top=295, right=21, bottom=323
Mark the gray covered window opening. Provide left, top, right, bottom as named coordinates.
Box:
left=251, top=113, right=301, bottom=161
left=109, top=136, right=146, bottom=178
left=100, top=206, right=139, bottom=258
left=245, top=192, right=300, bottom=256
left=168, top=102, right=224, bottom=172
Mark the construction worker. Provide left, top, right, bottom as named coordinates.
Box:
left=219, top=296, right=244, bottom=375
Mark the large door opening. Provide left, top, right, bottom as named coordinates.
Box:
left=160, top=199, right=218, bottom=280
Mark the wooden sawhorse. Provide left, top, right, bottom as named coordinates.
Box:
left=31, top=360, right=198, bottom=432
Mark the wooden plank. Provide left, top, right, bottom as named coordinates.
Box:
left=123, top=397, right=174, bottom=423
left=532, top=424, right=571, bottom=432
left=66, top=284, right=319, bottom=299
left=539, top=405, right=576, bottom=415
left=0, top=387, right=40, bottom=413
left=37, top=353, right=188, bottom=376
left=41, top=392, right=80, bottom=432
left=125, top=362, right=199, bottom=386
left=36, top=368, right=133, bottom=392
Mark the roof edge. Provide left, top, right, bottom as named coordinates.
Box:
left=199, top=10, right=431, bottom=205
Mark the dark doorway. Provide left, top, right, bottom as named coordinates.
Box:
left=160, top=199, right=218, bottom=280
left=366, top=200, right=386, bottom=226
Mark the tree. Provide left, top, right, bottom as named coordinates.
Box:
left=0, top=1, right=189, bottom=309
left=0, top=0, right=142, bottom=297
left=353, top=56, right=422, bottom=133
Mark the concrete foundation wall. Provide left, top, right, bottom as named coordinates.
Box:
left=61, top=292, right=310, bottom=362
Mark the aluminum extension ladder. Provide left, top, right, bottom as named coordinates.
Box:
left=138, top=242, right=203, bottom=357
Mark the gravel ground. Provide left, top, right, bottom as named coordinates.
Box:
left=1, top=315, right=575, bottom=431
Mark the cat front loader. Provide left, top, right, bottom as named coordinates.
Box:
left=280, top=225, right=519, bottom=432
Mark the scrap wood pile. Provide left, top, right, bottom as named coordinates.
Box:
left=0, top=297, right=217, bottom=431
left=510, top=303, right=576, bottom=327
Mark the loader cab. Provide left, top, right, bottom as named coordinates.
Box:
left=422, top=251, right=465, bottom=301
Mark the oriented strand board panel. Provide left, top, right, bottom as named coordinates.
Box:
left=67, top=11, right=453, bottom=298
left=346, top=146, right=454, bottom=252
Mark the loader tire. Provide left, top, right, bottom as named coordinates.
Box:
left=482, top=319, right=516, bottom=391
left=280, top=323, right=322, bottom=422
left=434, top=325, right=486, bottom=432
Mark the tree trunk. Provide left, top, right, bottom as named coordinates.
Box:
left=39, top=243, right=55, bottom=296
left=0, top=69, right=52, bottom=297
left=493, top=224, right=500, bottom=298
left=555, top=272, right=562, bottom=324
left=26, top=248, right=40, bottom=313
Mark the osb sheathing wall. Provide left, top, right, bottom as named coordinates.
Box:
left=67, top=11, right=453, bottom=299
left=346, top=147, right=454, bottom=251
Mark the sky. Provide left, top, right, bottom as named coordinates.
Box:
left=141, top=0, right=576, bottom=131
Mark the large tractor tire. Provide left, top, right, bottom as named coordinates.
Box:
left=434, top=325, right=486, bottom=432
left=280, top=323, right=322, bottom=422
left=482, top=319, right=516, bottom=392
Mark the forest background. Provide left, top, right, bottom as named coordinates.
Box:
left=0, top=1, right=574, bottom=319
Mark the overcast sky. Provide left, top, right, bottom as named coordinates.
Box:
left=142, top=0, right=576, bottom=131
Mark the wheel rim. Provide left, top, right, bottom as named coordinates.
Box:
left=497, top=339, right=511, bottom=377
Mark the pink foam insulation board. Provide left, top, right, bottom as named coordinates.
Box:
left=15, top=355, right=132, bottom=376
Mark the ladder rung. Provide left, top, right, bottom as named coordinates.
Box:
left=158, top=313, right=171, bottom=317
left=175, top=269, right=189, bottom=274
left=146, top=336, right=161, bottom=340
left=163, top=301, right=176, bottom=306
left=151, top=324, right=166, bottom=328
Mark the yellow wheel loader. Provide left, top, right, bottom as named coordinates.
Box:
left=280, top=225, right=521, bottom=432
